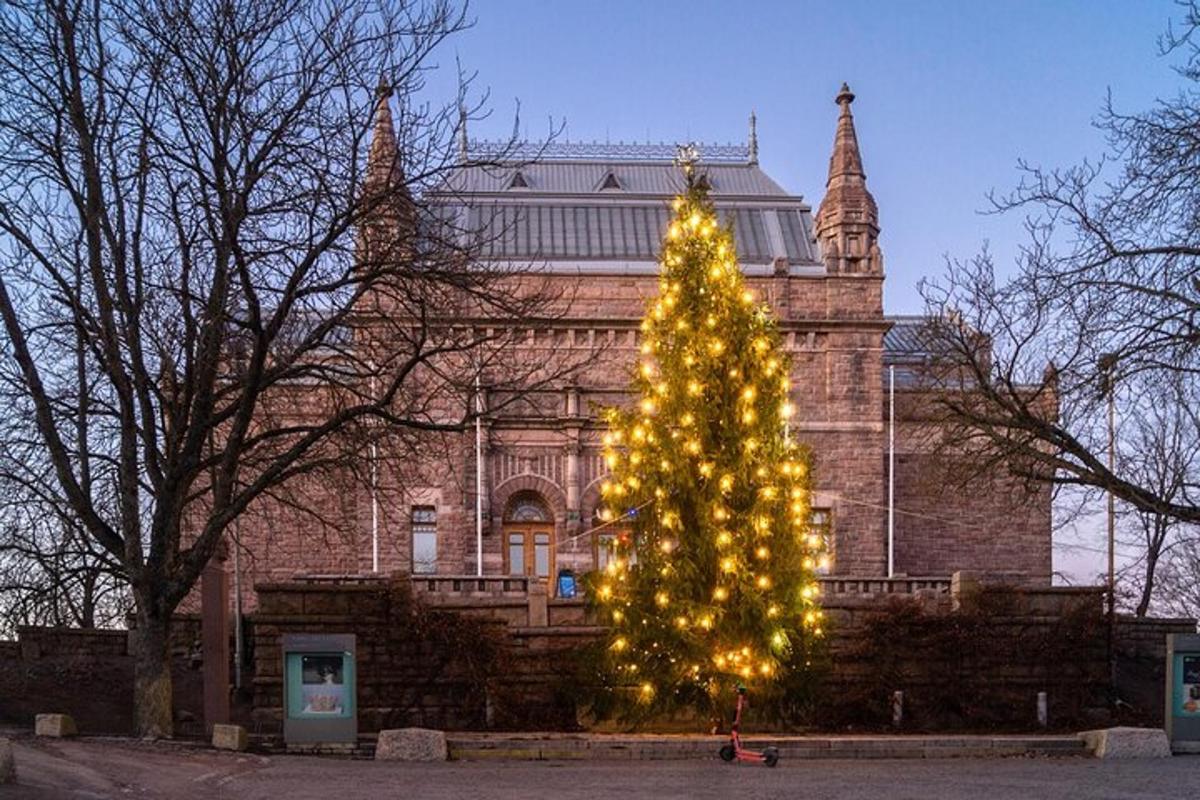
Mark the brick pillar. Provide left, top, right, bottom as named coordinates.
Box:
left=200, top=544, right=230, bottom=733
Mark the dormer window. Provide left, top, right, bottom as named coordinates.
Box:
left=597, top=170, right=622, bottom=191
left=508, top=171, right=530, bottom=189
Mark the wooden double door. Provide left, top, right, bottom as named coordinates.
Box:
left=504, top=524, right=553, bottom=578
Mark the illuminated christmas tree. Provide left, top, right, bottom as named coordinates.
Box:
left=590, top=162, right=826, bottom=721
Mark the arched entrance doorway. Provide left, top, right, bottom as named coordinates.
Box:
left=503, top=491, right=554, bottom=578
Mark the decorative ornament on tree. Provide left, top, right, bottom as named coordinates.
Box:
left=589, top=166, right=826, bottom=719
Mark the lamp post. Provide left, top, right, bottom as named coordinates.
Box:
left=1097, top=353, right=1118, bottom=619
left=1098, top=352, right=1118, bottom=696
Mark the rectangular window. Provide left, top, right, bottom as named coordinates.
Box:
left=411, top=506, right=437, bottom=574
left=595, top=532, right=617, bottom=572
left=810, top=509, right=834, bottom=574
left=534, top=533, right=551, bottom=577
left=507, top=532, right=526, bottom=576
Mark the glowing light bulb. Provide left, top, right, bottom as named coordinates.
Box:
left=612, top=636, right=628, bottom=652
left=719, top=474, right=734, bottom=493
left=688, top=212, right=701, bottom=228
left=612, top=609, right=623, bottom=622
left=716, top=531, right=732, bottom=547
left=741, top=386, right=757, bottom=402
left=741, top=290, right=754, bottom=304
left=720, top=557, right=736, bottom=573
left=598, top=585, right=613, bottom=600
left=687, top=380, right=703, bottom=396
left=757, top=575, right=771, bottom=589
left=713, top=586, right=729, bottom=602
left=660, top=539, right=674, bottom=554
left=699, top=615, right=713, bottom=630
left=655, top=591, right=669, bottom=607
left=640, top=398, right=656, bottom=414
left=756, top=546, right=770, bottom=560
left=781, top=402, right=795, bottom=419
left=681, top=412, right=694, bottom=426
left=675, top=616, right=688, bottom=628
left=741, top=409, right=756, bottom=424
left=713, top=507, right=728, bottom=522
left=767, top=604, right=779, bottom=618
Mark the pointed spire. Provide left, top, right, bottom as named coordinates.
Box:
left=815, top=83, right=881, bottom=275
left=365, top=75, right=399, bottom=193
left=827, top=83, right=864, bottom=182
left=748, top=110, right=758, bottom=165
left=457, top=103, right=468, bottom=164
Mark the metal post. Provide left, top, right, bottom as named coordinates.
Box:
left=891, top=690, right=904, bottom=728
left=233, top=519, right=242, bottom=692
left=369, top=369, right=379, bottom=574
left=1099, top=352, right=1118, bottom=699
left=1037, top=691, right=1048, bottom=728
left=1107, top=386, right=1116, bottom=619
left=888, top=365, right=895, bottom=578
left=475, top=374, right=484, bottom=578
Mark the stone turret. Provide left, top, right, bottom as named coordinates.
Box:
left=359, top=76, right=414, bottom=270
left=815, top=84, right=882, bottom=275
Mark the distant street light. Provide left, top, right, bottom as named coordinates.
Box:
left=1098, top=351, right=1118, bottom=697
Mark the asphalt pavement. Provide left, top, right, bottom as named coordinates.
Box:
left=3, top=736, right=1197, bottom=800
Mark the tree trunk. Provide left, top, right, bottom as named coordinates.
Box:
left=130, top=601, right=174, bottom=738
left=1136, top=551, right=1158, bottom=618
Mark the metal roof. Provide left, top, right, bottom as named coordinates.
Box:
left=441, top=160, right=792, bottom=198
left=430, top=154, right=818, bottom=267
left=461, top=202, right=815, bottom=263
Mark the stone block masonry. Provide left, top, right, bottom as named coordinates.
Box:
left=35, top=714, right=77, bottom=738
left=376, top=728, right=448, bottom=761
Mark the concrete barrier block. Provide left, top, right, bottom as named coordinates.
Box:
left=0, top=737, right=15, bottom=784
left=376, top=728, right=447, bottom=762
left=1079, top=727, right=1171, bottom=758
left=34, top=714, right=77, bottom=738
left=212, top=724, right=248, bottom=752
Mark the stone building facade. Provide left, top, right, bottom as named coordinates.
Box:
left=225, top=85, right=1052, bottom=609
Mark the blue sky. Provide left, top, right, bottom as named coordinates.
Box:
left=428, top=0, right=1190, bottom=584
left=434, top=0, right=1188, bottom=317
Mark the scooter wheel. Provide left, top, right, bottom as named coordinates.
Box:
left=719, top=744, right=736, bottom=762
left=763, top=747, right=779, bottom=768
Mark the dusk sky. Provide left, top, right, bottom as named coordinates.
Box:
left=437, top=0, right=1187, bottom=312
left=427, top=0, right=1190, bottom=584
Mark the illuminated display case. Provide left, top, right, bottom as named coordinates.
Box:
left=282, top=633, right=357, bottom=744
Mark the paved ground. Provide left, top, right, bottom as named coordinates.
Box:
left=2, top=736, right=1197, bottom=800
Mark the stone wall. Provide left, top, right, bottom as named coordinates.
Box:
left=0, top=625, right=205, bottom=735
left=0, top=577, right=1192, bottom=736
left=245, top=577, right=1193, bottom=734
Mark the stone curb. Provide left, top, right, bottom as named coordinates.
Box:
left=447, top=734, right=1089, bottom=761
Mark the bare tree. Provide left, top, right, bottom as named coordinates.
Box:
left=1115, top=374, right=1200, bottom=616
left=0, top=0, right=583, bottom=737
left=1154, top=536, right=1200, bottom=620
left=918, top=5, right=1200, bottom=543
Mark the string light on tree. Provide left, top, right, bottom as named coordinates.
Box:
left=588, top=159, right=825, bottom=718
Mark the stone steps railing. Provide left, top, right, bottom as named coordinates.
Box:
left=405, top=574, right=952, bottom=601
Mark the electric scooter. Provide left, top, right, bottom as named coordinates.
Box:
left=718, top=685, right=779, bottom=767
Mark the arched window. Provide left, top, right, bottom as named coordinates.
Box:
left=504, top=491, right=551, bottom=523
